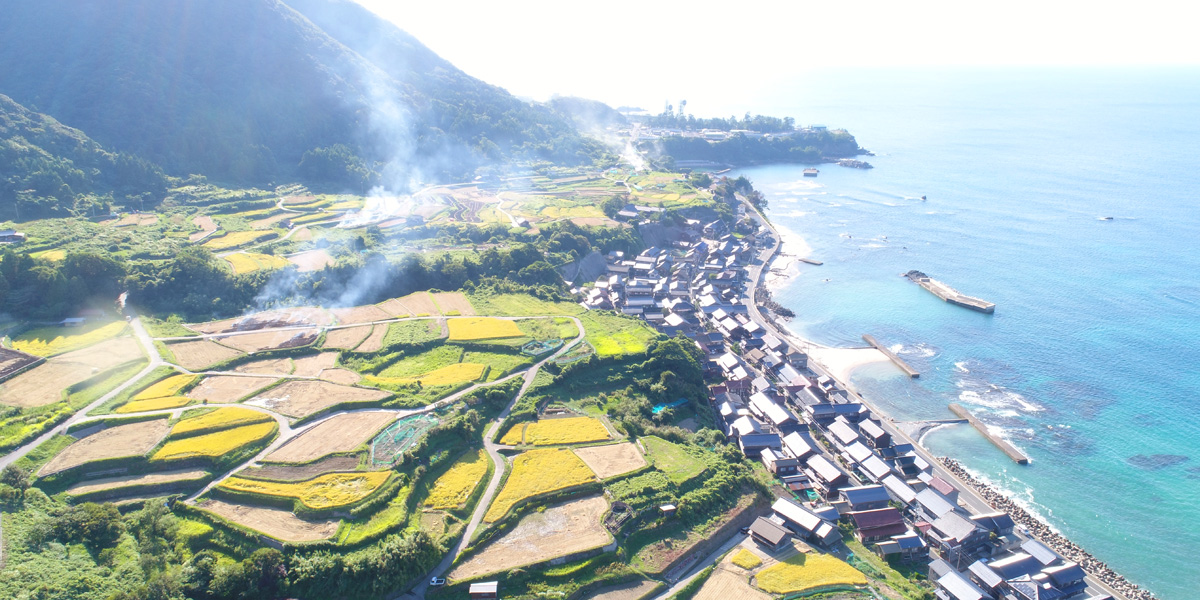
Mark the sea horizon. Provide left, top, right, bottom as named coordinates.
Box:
left=730, top=65, right=1200, bottom=600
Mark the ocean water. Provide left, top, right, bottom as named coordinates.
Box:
left=730, top=67, right=1200, bottom=599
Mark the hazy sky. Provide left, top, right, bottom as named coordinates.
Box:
left=355, top=0, right=1198, bottom=113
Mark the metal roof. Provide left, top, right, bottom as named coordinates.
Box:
left=937, top=571, right=987, bottom=600
left=882, top=474, right=918, bottom=504
left=840, top=485, right=891, bottom=506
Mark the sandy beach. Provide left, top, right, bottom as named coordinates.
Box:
left=763, top=222, right=813, bottom=290
left=806, top=346, right=892, bottom=384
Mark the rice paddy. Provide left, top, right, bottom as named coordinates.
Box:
left=171, top=407, right=272, bottom=437
left=483, top=448, right=596, bottom=522
left=150, top=421, right=276, bottom=462
left=423, top=449, right=489, bottom=509
left=219, top=471, right=391, bottom=511
left=224, top=252, right=292, bottom=274
left=753, top=553, right=867, bottom=594
left=447, top=317, right=523, bottom=341
left=500, top=416, right=610, bottom=446
left=10, top=321, right=129, bottom=357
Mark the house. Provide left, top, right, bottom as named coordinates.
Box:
left=859, top=455, right=896, bottom=483
left=468, top=581, right=499, bottom=599
left=859, top=419, right=891, bottom=448
left=848, top=507, right=907, bottom=543
left=927, top=512, right=990, bottom=567
left=750, top=393, right=795, bottom=428
left=882, top=474, right=918, bottom=505
left=728, top=415, right=762, bottom=437
left=970, top=512, right=1015, bottom=537
left=826, top=417, right=861, bottom=448
left=771, top=498, right=840, bottom=546
left=0, top=230, right=27, bottom=244
left=915, top=488, right=958, bottom=523
left=738, top=433, right=782, bottom=457
left=968, top=553, right=1042, bottom=592
left=934, top=571, right=988, bottom=600
left=875, top=532, right=929, bottom=563
left=805, top=455, right=848, bottom=496
left=927, top=476, right=960, bottom=504
left=839, top=485, right=892, bottom=512
left=1042, top=562, right=1088, bottom=597
left=761, top=448, right=801, bottom=475
left=748, top=516, right=792, bottom=551
left=1020, top=539, right=1061, bottom=568
left=782, top=431, right=818, bottom=460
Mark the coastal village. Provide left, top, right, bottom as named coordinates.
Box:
left=580, top=186, right=1151, bottom=600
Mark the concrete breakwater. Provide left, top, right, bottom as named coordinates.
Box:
left=939, top=457, right=1159, bottom=600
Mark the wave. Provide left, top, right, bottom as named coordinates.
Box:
left=954, top=361, right=970, bottom=373
left=889, top=342, right=938, bottom=359
left=963, top=466, right=1059, bottom=535
left=957, top=386, right=1044, bottom=413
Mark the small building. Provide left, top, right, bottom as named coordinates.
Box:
left=771, top=497, right=840, bottom=546
left=761, top=448, right=801, bottom=476
left=839, top=485, right=892, bottom=512
left=805, top=455, right=848, bottom=496
left=658, top=504, right=677, bottom=517
left=782, top=431, right=818, bottom=460
left=59, top=317, right=87, bottom=328
left=469, top=581, right=499, bottom=599
left=858, top=419, right=891, bottom=448
left=875, top=532, right=929, bottom=563
left=749, top=516, right=792, bottom=551
left=849, top=507, right=907, bottom=543
left=934, top=571, right=988, bottom=600
left=915, top=488, right=958, bottom=523
left=739, top=433, right=782, bottom=457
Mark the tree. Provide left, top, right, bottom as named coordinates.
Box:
left=0, top=464, right=29, bottom=495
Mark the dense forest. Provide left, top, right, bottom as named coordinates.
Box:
left=648, top=129, right=863, bottom=166
left=638, top=111, right=798, bottom=133
left=0, top=0, right=608, bottom=190
left=0, top=95, right=168, bottom=220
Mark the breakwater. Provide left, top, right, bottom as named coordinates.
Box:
left=863, top=334, right=919, bottom=377
left=939, top=457, right=1159, bottom=600
left=947, top=403, right=1028, bottom=464
left=904, top=270, right=996, bottom=314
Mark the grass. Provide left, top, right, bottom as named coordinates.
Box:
left=10, top=321, right=129, bottom=356
left=843, top=536, right=932, bottom=599
left=578, top=312, right=659, bottom=357
left=731, top=549, right=763, bottom=570
left=467, top=293, right=583, bottom=318
left=641, top=436, right=707, bottom=484
left=201, top=230, right=275, bottom=250
left=516, top=317, right=578, bottom=341
left=224, top=252, right=292, bottom=274
left=754, top=553, right=867, bottom=594
left=339, top=486, right=412, bottom=546
left=141, top=316, right=197, bottom=338
left=514, top=417, right=610, bottom=446
left=150, top=421, right=276, bottom=461
left=369, top=362, right=486, bottom=387
left=132, top=374, right=196, bottom=400
left=383, top=320, right=441, bottom=347
left=376, top=345, right=462, bottom=378
left=219, top=471, right=391, bottom=510
left=484, top=448, right=596, bottom=522
left=115, top=396, right=191, bottom=413
left=447, top=317, right=523, bottom=341
left=172, top=407, right=271, bottom=437
left=460, top=350, right=532, bottom=381
left=423, top=449, right=489, bottom=510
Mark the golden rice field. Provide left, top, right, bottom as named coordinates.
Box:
left=202, top=230, right=275, bottom=250
left=133, top=374, right=197, bottom=400
left=754, top=553, right=867, bottom=595
left=172, top=407, right=272, bottom=437
left=483, top=448, right=595, bottom=522
left=116, top=396, right=191, bottom=414
left=446, top=317, right=523, bottom=341
left=220, top=471, right=390, bottom=510
left=731, top=549, right=763, bottom=570
left=367, top=362, right=487, bottom=387
left=424, top=449, right=489, bottom=509
left=150, top=421, right=276, bottom=462
left=11, top=321, right=128, bottom=357
left=224, top=252, right=292, bottom=274
left=521, top=416, right=610, bottom=446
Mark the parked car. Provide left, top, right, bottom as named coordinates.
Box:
left=429, top=577, right=446, bottom=587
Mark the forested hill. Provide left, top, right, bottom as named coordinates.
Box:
left=0, top=0, right=605, bottom=189
left=0, top=94, right=167, bottom=220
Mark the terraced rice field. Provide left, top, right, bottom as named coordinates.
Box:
left=215, top=328, right=318, bottom=353
left=40, top=418, right=171, bottom=476
left=370, top=362, right=486, bottom=386
left=116, top=396, right=191, bottom=414
left=11, top=321, right=129, bottom=357
left=132, top=374, right=196, bottom=400
left=240, top=455, right=360, bottom=482
left=232, top=358, right=293, bottom=376
left=166, top=340, right=243, bottom=370
left=753, top=553, right=867, bottom=594
left=394, top=292, right=439, bottom=316
left=446, top=317, right=523, bottom=341
left=431, top=292, right=475, bottom=315
left=202, top=230, right=275, bottom=251
left=483, top=448, right=596, bottom=522
left=354, top=324, right=387, bottom=352
left=0, top=337, right=143, bottom=408
left=376, top=298, right=413, bottom=318
left=150, top=421, right=276, bottom=462
left=224, top=252, right=292, bottom=274
left=731, top=549, right=763, bottom=570
left=188, top=307, right=333, bottom=334
left=265, top=411, right=396, bottom=463
left=291, top=352, right=338, bottom=377
left=503, top=416, right=610, bottom=446
left=572, top=442, right=647, bottom=479
left=323, top=325, right=373, bottom=350
left=219, top=471, right=390, bottom=510
left=186, top=376, right=278, bottom=404
left=423, top=450, right=488, bottom=509
left=199, top=498, right=339, bottom=542
left=244, top=380, right=389, bottom=418
left=172, top=407, right=272, bottom=436
left=693, top=567, right=771, bottom=600
left=286, top=249, right=335, bottom=272
left=451, top=495, right=610, bottom=580
left=330, top=305, right=391, bottom=325
left=63, top=469, right=209, bottom=498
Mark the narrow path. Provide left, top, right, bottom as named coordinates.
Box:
left=647, top=533, right=748, bottom=600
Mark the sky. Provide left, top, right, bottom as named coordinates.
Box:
left=354, top=0, right=1199, bottom=114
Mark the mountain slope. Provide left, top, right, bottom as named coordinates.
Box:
left=0, top=94, right=167, bottom=220
left=0, top=0, right=601, bottom=188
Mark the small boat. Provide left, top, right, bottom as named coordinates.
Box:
left=1097, top=216, right=1114, bottom=221
left=803, top=168, right=819, bottom=177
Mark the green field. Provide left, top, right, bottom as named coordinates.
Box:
left=516, top=317, right=578, bottom=341
left=579, top=312, right=660, bottom=357
left=375, top=345, right=463, bottom=379
left=461, top=350, right=533, bottom=381
left=641, top=436, right=707, bottom=484
left=383, top=320, right=442, bottom=347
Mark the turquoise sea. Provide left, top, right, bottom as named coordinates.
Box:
left=730, top=67, right=1200, bottom=599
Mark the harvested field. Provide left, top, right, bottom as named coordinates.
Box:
left=446, top=317, right=522, bottom=341
left=693, top=567, right=771, bottom=600
left=0, top=347, right=41, bottom=379
left=215, top=328, right=318, bottom=353
left=40, top=418, right=171, bottom=476
left=585, top=581, right=658, bottom=600
left=251, top=213, right=292, bottom=229
left=220, top=471, right=390, bottom=510
left=167, top=340, right=242, bottom=370
left=451, top=495, right=610, bottom=580
left=376, top=298, right=412, bottom=318
left=203, top=230, right=275, bottom=251
left=199, top=498, right=339, bottom=542
left=287, top=249, right=335, bottom=272
left=246, top=380, right=389, bottom=418
left=64, top=469, right=209, bottom=498
left=151, top=422, right=276, bottom=462
left=189, top=215, right=217, bottom=241
left=396, top=292, right=439, bottom=316
left=0, top=337, right=143, bottom=408
left=266, top=411, right=396, bottom=463
left=323, top=325, right=373, bottom=350
left=354, top=324, right=387, bottom=352
left=187, top=376, right=279, bottom=404
left=484, top=448, right=596, bottom=522
left=431, top=292, right=475, bottom=315
left=240, top=455, right=360, bottom=482
left=189, top=307, right=333, bottom=334
left=573, top=442, right=647, bottom=479
left=283, top=194, right=317, bottom=205
left=319, top=369, right=361, bottom=385
left=291, top=227, right=312, bottom=241
left=12, top=321, right=129, bottom=357
left=331, top=305, right=391, bottom=325
left=291, top=352, right=339, bottom=377
left=232, top=358, right=293, bottom=376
